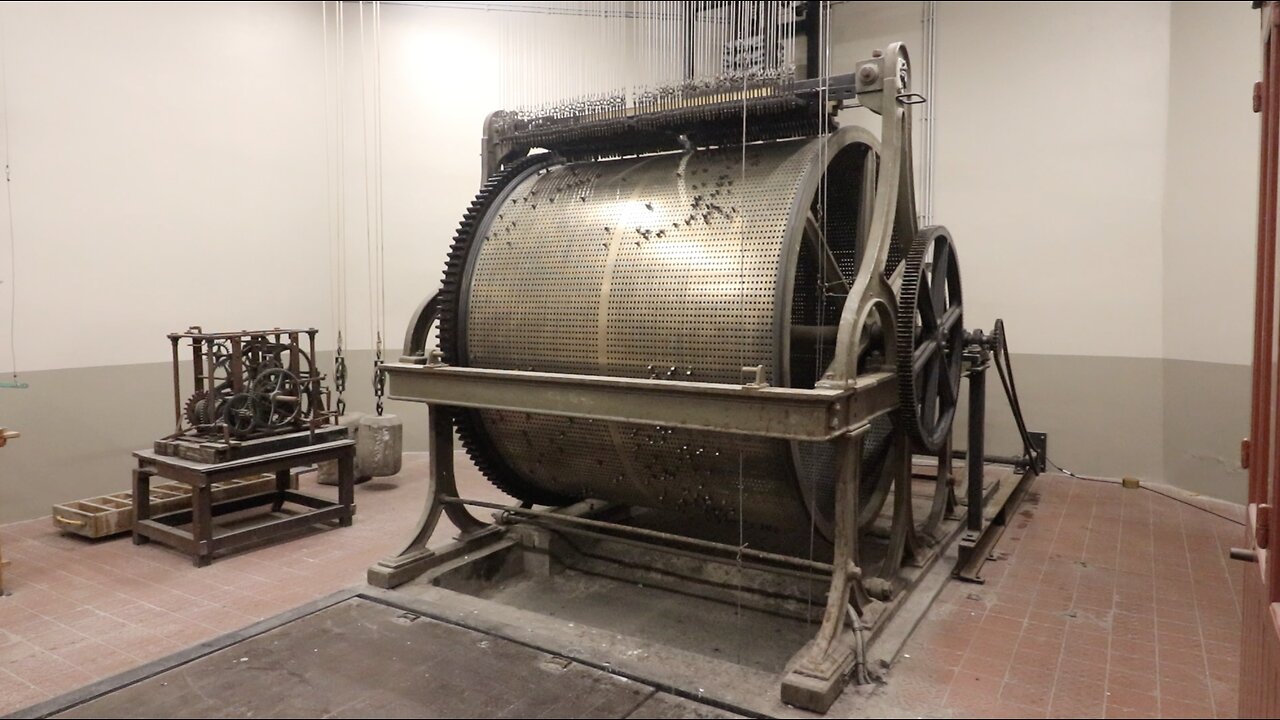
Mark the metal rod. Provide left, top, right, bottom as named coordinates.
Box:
left=170, top=338, right=182, bottom=433
left=950, top=450, right=1027, bottom=468
left=683, top=4, right=695, bottom=80
left=523, top=519, right=830, bottom=585
left=966, top=359, right=987, bottom=532
left=439, top=496, right=835, bottom=574
left=791, top=324, right=839, bottom=344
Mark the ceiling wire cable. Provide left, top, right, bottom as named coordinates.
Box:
left=338, top=0, right=348, bottom=340
left=323, top=1, right=339, bottom=350
left=929, top=2, right=937, bottom=224
left=336, top=0, right=348, bottom=342
left=361, top=0, right=389, bottom=415
left=359, top=1, right=376, bottom=355
left=735, top=1, right=750, bottom=658
left=375, top=0, right=387, bottom=352
left=918, top=1, right=935, bottom=226
left=333, top=0, right=351, bottom=416
left=0, top=5, right=22, bottom=389
left=805, top=0, right=832, bottom=629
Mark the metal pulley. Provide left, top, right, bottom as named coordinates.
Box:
left=373, top=333, right=386, bottom=417
left=334, top=332, right=348, bottom=417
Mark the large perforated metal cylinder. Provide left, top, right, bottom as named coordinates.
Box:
left=443, top=128, right=879, bottom=534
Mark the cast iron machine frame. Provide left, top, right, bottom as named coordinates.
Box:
left=376, top=41, right=1035, bottom=713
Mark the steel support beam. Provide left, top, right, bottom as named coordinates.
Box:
left=383, top=363, right=897, bottom=441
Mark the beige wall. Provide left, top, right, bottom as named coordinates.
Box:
left=0, top=1, right=330, bottom=373
left=0, top=1, right=1265, bottom=522
left=1164, top=1, right=1258, bottom=367
left=0, top=1, right=512, bottom=374
left=932, top=0, right=1172, bottom=360
left=832, top=1, right=1257, bottom=503
left=1159, top=2, right=1259, bottom=503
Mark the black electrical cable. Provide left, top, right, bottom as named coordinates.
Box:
left=1045, top=458, right=1244, bottom=527
left=988, top=319, right=1244, bottom=527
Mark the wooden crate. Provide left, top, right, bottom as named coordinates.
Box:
left=51, top=473, right=294, bottom=539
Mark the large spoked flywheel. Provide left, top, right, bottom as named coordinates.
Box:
left=896, top=227, right=963, bottom=453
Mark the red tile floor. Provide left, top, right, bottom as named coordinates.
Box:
left=892, top=475, right=1245, bottom=718
left=0, top=456, right=1246, bottom=718
left=1, top=452, right=434, bottom=714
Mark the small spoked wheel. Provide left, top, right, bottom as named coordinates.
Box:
left=252, top=368, right=302, bottom=430
left=221, top=393, right=258, bottom=437
left=896, top=227, right=963, bottom=453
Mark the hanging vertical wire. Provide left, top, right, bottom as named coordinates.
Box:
left=928, top=1, right=938, bottom=226
left=919, top=1, right=936, bottom=226
left=491, top=2, right=808, bottom=122
left=335, top=1, right=349, bottom=360
left=323, top=2, right=334, bottom=341
left=358, top=1, right=376, bottom=354
left=734, top=0, right=749, bottom=647
left=374, top=0, right=387, bottom=351
left=804, top=0, right=835, bottom=629
left=497, top=4, right=503, bottom=112
left=0, top=4, right=21, bottom=387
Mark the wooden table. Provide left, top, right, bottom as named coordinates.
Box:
left=0, top=427, right=17, bottom=592
left=132, top=439, right=355, bottom=567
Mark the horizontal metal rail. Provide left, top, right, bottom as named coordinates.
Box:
left=440, top=496, right=836, bottom=576
left=527, top=522, right=831, bottom=587
left=384, top=363, right=897, bottom=441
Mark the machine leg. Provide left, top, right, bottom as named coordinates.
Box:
left=368, top=406, right=491, bottom=588
left=877, top=430, right=920, bottom=587
left=781, top=428, right=869, bottom=713
left=955, top=348, right=1040, bottom=584
left=967, top=363, right=987, bottom=533
left=192, top=483, right=212, bottom=568
left=435, top=419, right=488, bottom=536
left=272, top=468, right=290, bottom=512
left=337, top=451, right=355, bottom=527
left=132, top=468, right=153, bottom=546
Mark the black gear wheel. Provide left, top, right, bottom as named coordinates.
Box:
left=252, top=368, right=302, bottom=429
left=896, top=227, right=963, bottom=453
left=208, top=341, right=234, bottom=394
left=184, top=390, right=212, bottom=427
left=221, top=393, right=258, bottom=437
left=437, top=153, right=573, bottom=507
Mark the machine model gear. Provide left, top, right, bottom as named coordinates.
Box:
left=252, top=368, right=302, bottom=430
left=221, top=393, right=258, bottom=436
left=183, top=390, right=213, bottom=427
left=167, top=327, right=334, bottom=447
